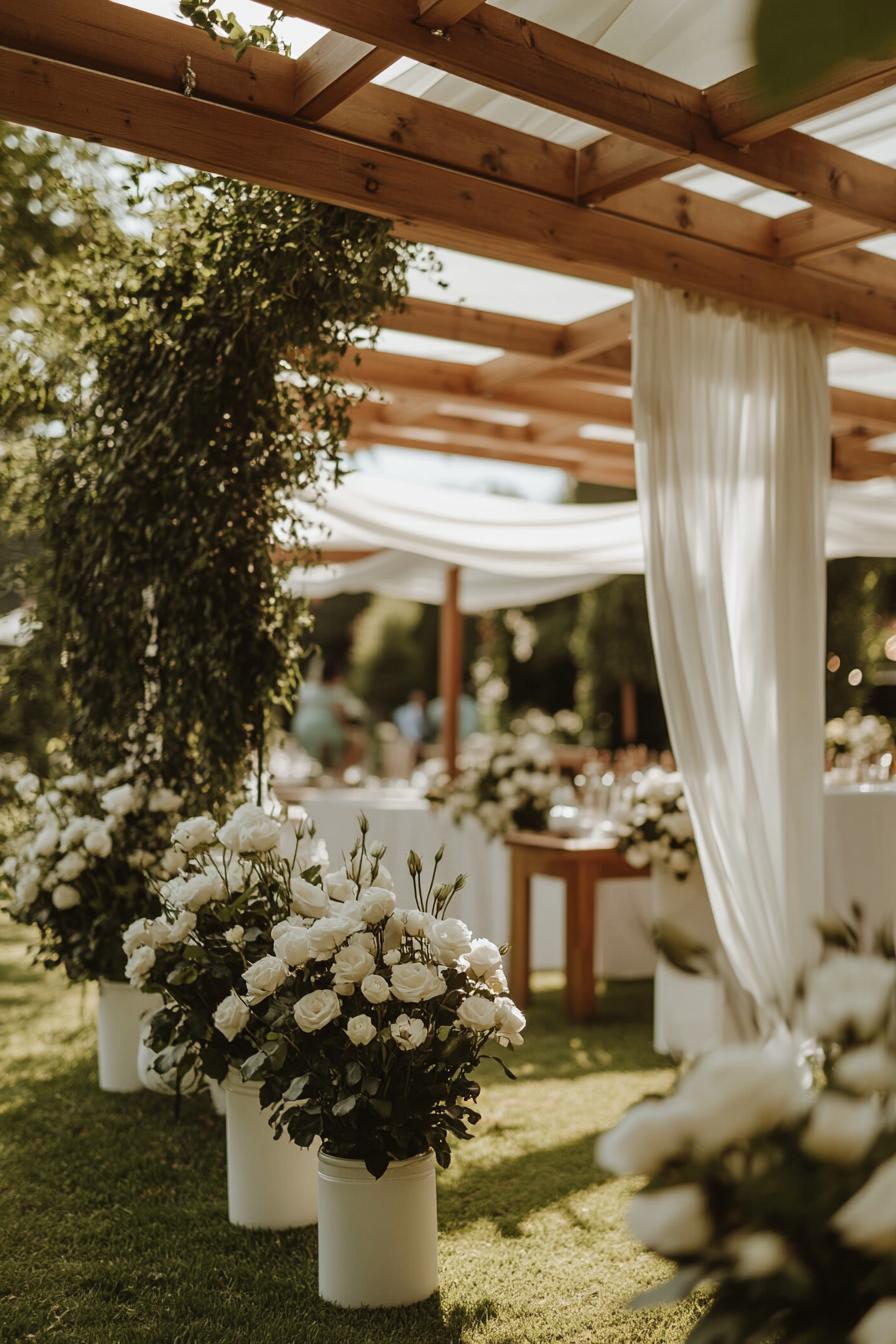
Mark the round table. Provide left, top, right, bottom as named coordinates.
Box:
left=296, top=787, right=656, bottom=978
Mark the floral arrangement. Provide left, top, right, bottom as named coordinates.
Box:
left=428, top=731, right=560, bottom=839
left=826, top=708, right=893, bottom=768
left=2, top=763, right=186, bottom=981
left=615, top=768, right=696, bottom=880
left=598, top=928, right=896, bottom=1343
left=130, top=807, right=525, bottom=1176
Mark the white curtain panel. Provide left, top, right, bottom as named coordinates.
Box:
left=633, top=280, right=830, bottom=1026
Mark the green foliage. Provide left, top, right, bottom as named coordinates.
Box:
left=349, top=597, right=435, bottom=716
left=572, top=577, right=663, bottom=744
left=179, top=1, right=290, bottom=56
left=7, top=170, right=416, bottom=803
left=754, top=0, right=896, bottom=102
left=826, top=558, right=896, bottom=718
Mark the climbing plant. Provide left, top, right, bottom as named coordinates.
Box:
left=6, top=167, right=418, bottom=803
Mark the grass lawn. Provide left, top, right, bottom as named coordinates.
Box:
left=0, top=918, right=704, bottom=1344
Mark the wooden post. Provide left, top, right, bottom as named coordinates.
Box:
left=439, top=565, right=462, bottom=777
left=620, top=679, right=639, bottom=743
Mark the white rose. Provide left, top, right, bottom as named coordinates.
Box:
left=13, top=869, right=40, bottom=911
left=125, top=945, right=156, bottom=987
left=294, top=988, right=341, bottom=1033
left=33, top=822, right=60, bottom=857
left=60, top=817, right=90, bottom=849
left=835, top=1044, right=896, bottom=1095
left=853, top=1301, right=896, bottom=1344
left=487, top=966, right=509, bottom=995
left=390, top=1013, right=428, bottom=1051
left=325, top=868, right=356, bottom=903
left=349, top=931, right=377, bottom=955
left=242, top=955, right=289, bottom=1004
left=274, top=926, right=312, bottom=968
left=346, top=1014, right=377, bottom=1046
left=157, top=910, right=196, bottom=945
left=170, top=871, right=225, bottom=911
left=224, top=924, right=245, bottom=946
left=832, top=1154, right=896, bottom=1252
left=731, top=1230, right=790, bottom=1279
left=457, top=995, right=497, bottom=1032
left=624, top=843, right=650, bottom=869
left=290, top=875, right=329, bottom=919
left=101, top=784, right=137, bottom=817
left=382, top=948, right=401, bottom=966
left=15, top=772, right=39, bottom=802
left=332, top=944, right=376, bottom=984
left=123, top=917, right=157, bottom=955
left=221, top=852, right=251, bottom=892
left=217, top=803, right=280, bottom=854
left=361, top=973, right=390, bottom=1004
left=56, top=851, right=87, bottom=881
left=390, top=962, right=446, bottom=1004
left=171, top=815, right=217, bottom=852
left=51, top=884, right=81, bottom=911
left=668, top=848, right=691, bottom=875
left=627, top=1185, right=712, bottom=1257
left=805, top=956, right=896, bottom=1042
left=308, top=915, right=358, bottom=960
left=57, top=772, right=90, bottom=792
left=427, top=916, right=473, bottom=967
left=358, top=886, right=396, bottom=925
left=801, top=1094, right=881, bottom=1165
left=149, top=787, right=182, bottom=814
left=402, top=909, right=428, bottom=938
left=597, top=1097, right=692, bottom=1176
left=83, top=826, right=113, bottom=859
left=214, top=991, right=250, bottom=1041
left=160, top=847, right=185, bottom=876
left=466, top=938, right=503, bottom=979
left=494, top=995, right=525, bottom=1045
left=676, top=1045, right=808, bottom=1155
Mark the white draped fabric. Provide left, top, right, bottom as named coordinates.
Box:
left=289, top=476, right=896, bottom=614
left=632, top=281, right=830, bottom=1023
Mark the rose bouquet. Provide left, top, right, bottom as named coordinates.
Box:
left=598, top=929, right=896, bottom=1343
left=616, top=768, right=696, bottom=880
left=430, top=730, right=560, bottom=839
left=128, top=802, right=329, bottom=1089
left=131, top=807, right=525, bottom=1177
left=826, top=709, right=893, bottom=769
left=2, top=763, right=186, bottom=982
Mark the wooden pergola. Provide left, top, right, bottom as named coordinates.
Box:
left=4, top=0, right=896, bottom=767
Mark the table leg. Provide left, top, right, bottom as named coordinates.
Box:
left=509, top=857, right=531, bottom=1010
left=565, top=863, right=596, bottom=1021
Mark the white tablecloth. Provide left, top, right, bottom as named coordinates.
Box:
left=298, top=788, right=655, bottom=977
left=824, top=782, right=896, bottom=939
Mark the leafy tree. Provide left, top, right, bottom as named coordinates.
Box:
left=5, top=168, right=417, bottom=802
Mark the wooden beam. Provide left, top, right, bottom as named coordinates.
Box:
left=601, top=181, right=775, bottom=258
left=576, top=137, right=686, bottom=204
left=293, top=34, right=395, bottom=119
left=380, top=298, right=561, bottom=355
left=280, top=0, right=896, bottom=232
left=708, top=58, right=896, bottom=145
left=8, top=16, right=896, bottom=347
left=774, top=209, right=883, bottom=262
left=806, top=246, right=896, bottom=298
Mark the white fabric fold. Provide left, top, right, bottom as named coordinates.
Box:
left=632, top=281, right=830, bottom=1023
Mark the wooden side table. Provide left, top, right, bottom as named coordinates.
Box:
left=504, top=830, right=644, bottom=1022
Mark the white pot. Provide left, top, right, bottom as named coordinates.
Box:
left=207, top=1077, right=226, bottom=1116
left=96, top=979, right=162, bottom=1093
left=318, top=1150, right=438, bottom=1308
left=223, top=1074, right=318, bottom=1229
left=137, top=1013, right=202, bottom=1096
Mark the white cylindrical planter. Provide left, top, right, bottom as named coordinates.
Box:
left=96, top=979, right=162, bottom=1093
left=223, top=1074, right=318, bottom=1229
left=318, top=1151, right=438, bottom=1308
left=137, top=1014, right=202, bottom=1095
left=652, top=866, right=731, bottom=1058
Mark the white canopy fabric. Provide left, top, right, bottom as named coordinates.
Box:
left=288, top=475, right=896, bottom=613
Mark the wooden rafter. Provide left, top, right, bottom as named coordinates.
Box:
left=707, top=57, right=896, bottom=144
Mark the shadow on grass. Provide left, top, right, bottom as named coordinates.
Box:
left=440, top=1131, right=611, bottom=1238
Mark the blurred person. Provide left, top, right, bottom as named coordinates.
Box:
left=393, top=689, right=428, bottom=760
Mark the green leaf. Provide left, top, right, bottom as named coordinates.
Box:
left=332, top=1095, right=357, bottom=1117
left=240, top=1051, right=269, bottom=1082
left=754, top=0, right=896, bottom=102
left=283, top=1074, right=310, bottom=1101
left=629, top=1265, right=705, bottom=1310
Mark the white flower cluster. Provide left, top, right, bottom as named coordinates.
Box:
left=615, top=768, right=696, bottom=879
left=434, top=731, right=561, bottom=839
left=6, top=764, right=185, bottom=921
left=826, top=708, right=893, bottom=766
left=598, top=948, right=896, bottom=1342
